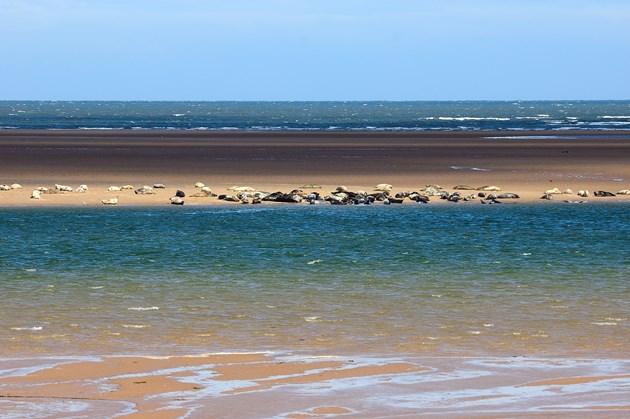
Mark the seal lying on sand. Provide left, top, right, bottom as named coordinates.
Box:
left=477, top=185, right=502, bottom=192
left=594, top=190, right=616, bottom=197
left=262, top=192, right=303, bottom=203
left=495, top=193, right=520, bottom=199
left=135, top=186, right=156, bottom=195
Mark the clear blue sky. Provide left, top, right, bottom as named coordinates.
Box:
left=2, top=0, right=629, bottom=100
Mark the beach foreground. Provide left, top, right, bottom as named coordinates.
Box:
left=2, top=353, right=629, bottom=418
left=2, top=130, right=630, bottom=205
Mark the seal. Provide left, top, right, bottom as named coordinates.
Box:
left=453, top=185, right=475, bottom=190
left=594, top=190, right=615, bottom=197
left=496, top=193, right=520, bottom=199
left=477, top=185, right=502, bottom=192
left=374, top=183, right=393, bottom=192
left=135, top=186, right=156, bottom=195
left=262, top=192, right=303, bottom=203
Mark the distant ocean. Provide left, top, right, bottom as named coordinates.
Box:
left=1, top=100, right=630, bottom=131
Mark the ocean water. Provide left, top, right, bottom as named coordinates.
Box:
left=1, top=204, right=628, bottom=357
left=2, top=100, right=630, bottom=131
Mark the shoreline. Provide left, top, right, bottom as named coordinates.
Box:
left=1, top=351, right=629, bottom=417
left=2, top=129, right=630, bottom=207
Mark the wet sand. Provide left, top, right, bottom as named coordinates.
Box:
left=1, top=353, right=629, bottom=417
left=1, top=130, right=630, bottom=205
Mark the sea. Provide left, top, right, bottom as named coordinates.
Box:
left=1, top=100, right=630, bottom=131
left=1, top=204, right=628, bottom=358
left=1, top=100, right=629, bottom=360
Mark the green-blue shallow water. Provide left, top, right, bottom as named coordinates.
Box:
left=1, top=205, right=628, bottom=357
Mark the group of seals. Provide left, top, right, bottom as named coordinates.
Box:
left=7, top=180, right=627, bottom=206
left=540, top=188, right=623, bottom=200
left=209, top=184, right=521, bottom=206
left=174, top=184, right=628, bottom=206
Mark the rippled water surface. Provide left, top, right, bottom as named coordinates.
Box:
left=1, top=205, right=628, bottom=356
left=2, top=100, right=630, bottom=131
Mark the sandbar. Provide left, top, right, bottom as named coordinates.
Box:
left=1, top=129, right=630, bottom=205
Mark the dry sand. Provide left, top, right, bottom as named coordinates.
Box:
left=1, top=129, right=630, bottom=205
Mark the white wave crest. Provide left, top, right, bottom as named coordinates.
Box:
left=128, top=306, right=159, bottom=311
left=438, top=117, right=510, bottom=121
left=590, top=121, right=630, bottom=126
left=304, top=316, right=321, bottom=322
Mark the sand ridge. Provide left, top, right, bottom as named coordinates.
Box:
left=1, top=129, right=630, bottom=206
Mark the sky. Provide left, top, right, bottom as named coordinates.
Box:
left=1, top=0, right=629, bottom=101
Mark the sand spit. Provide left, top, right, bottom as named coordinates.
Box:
left=1, top=130, right=630, bottom=207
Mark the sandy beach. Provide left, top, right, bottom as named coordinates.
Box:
left=2, top=130, right=630, bottom=205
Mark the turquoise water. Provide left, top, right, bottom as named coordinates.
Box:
left=2, top=100, right=630, bottom=131
left=1, top=205, right=629, bottom=356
